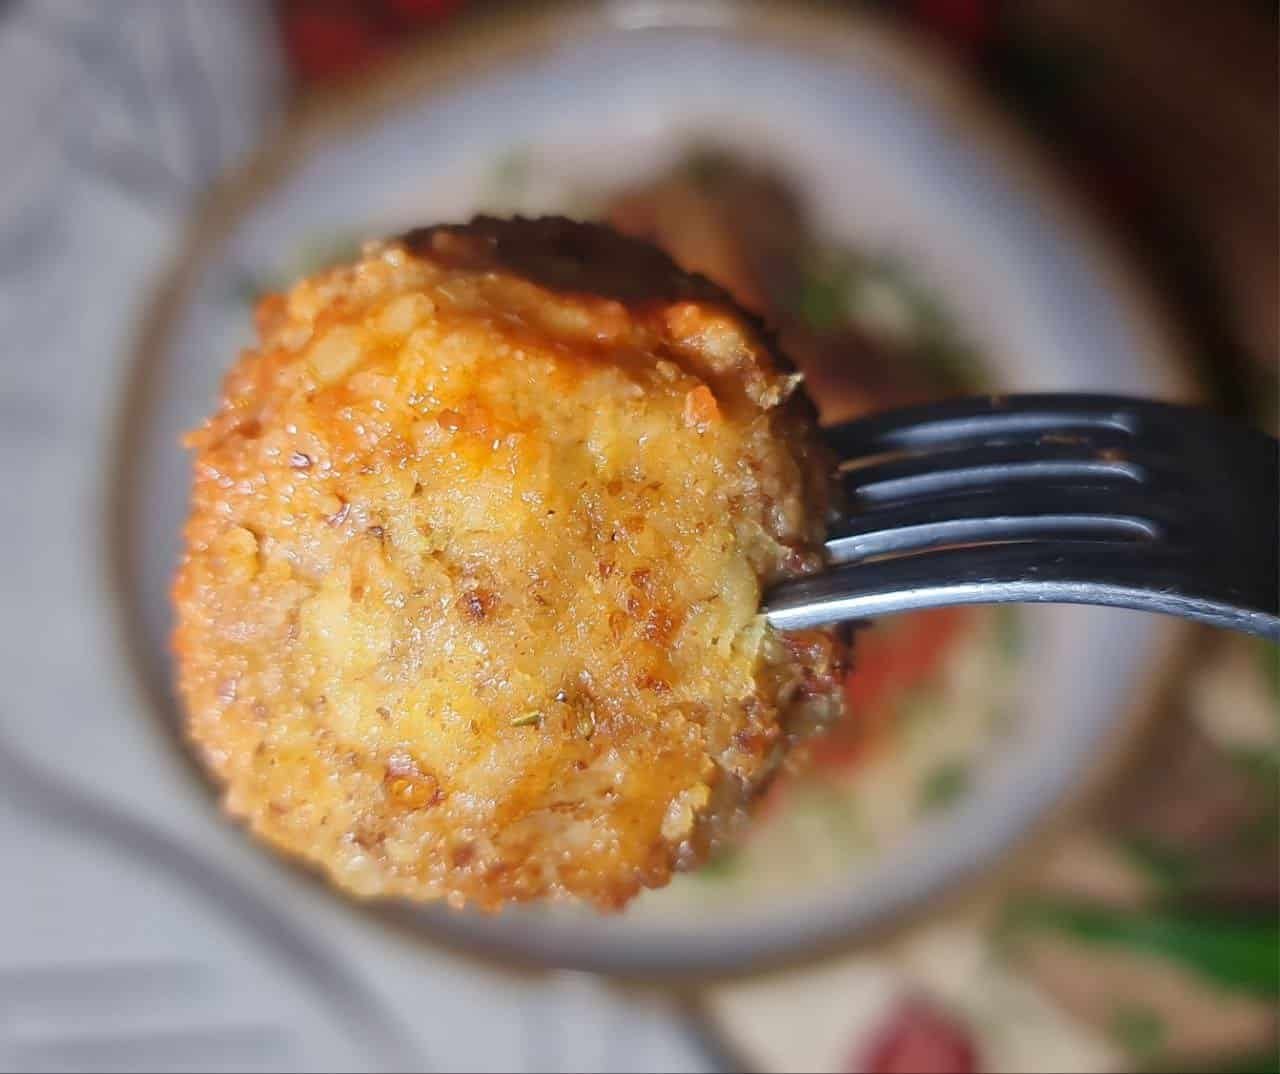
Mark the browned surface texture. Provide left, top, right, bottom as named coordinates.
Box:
left=173, top=219, right=844, bottom=910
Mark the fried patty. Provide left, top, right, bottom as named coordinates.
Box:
left=173, top=217, right=846, bottom=909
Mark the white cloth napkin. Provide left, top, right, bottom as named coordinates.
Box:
left=0, top=5, right=711, bottom=1070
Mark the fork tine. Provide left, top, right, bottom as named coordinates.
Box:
left=842, top=440, right=1145, bottom=504
left=827, top=483, right=1184, bottom=564
left=787, top=394, right=1280, bottom=640
left=767, top=540, right=1280, bottom=639
left=821, top=394, right=1139, bottom=458
left=823, top=393, right=1272, bottom=474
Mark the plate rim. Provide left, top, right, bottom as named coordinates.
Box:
left=106, top=0, right=1200, bottom=980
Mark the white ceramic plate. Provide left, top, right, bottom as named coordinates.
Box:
left=114, top=1, right=1192, bottom=974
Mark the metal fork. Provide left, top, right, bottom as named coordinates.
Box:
left=764, top=394, right=1280, bottom=640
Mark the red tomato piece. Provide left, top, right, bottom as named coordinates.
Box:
left=910, top=0, right=996, bottom=54
left=280, top=8, right=388, bottom=83
left=854, top=996, right=979, bottom=1074
left=807, top=607, right=972, bottom=772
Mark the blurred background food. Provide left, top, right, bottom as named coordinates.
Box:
left=1, top=2, right=1275, bottom=1072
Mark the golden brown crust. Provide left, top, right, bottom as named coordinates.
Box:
left=173, top=217, right=844, bottom=910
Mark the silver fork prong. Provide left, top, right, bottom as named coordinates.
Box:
left=843, top=441, right=1145, bottom=504
left=827, top=483, right=1179, bottom=564
left=766, top=541, right=1278, bottom=639
left=822, top=394, right=1140, bottom=457
left=776, top=394, right=1280, bottom=640
left=827, top=512, right=1157, bottom=565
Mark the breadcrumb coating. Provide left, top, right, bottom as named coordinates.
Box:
left=173, top=217, right=846, bottom=909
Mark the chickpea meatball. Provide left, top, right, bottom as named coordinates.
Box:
left=173, top=217, right=846, bottom=909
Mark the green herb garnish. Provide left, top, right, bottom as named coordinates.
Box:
left=919, top=760, right=971, bottom=812
left=509, top=711, right=542, bottom=728
left=1117, top=834, right=1199, bottom=892
left=697, top=848, right=740, bottom=881
left=996, top=604, right=1022, bottom=660
left=1109, top=1005, right=1167, bottom=1057
left=1000, top=897, right=1280, bottom=998
left=793, top=256, right=856, bottom=332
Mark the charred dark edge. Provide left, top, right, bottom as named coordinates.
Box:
left=397, top=214, right=826, bottom=483
left=398, top=216, right=808, bottom=367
